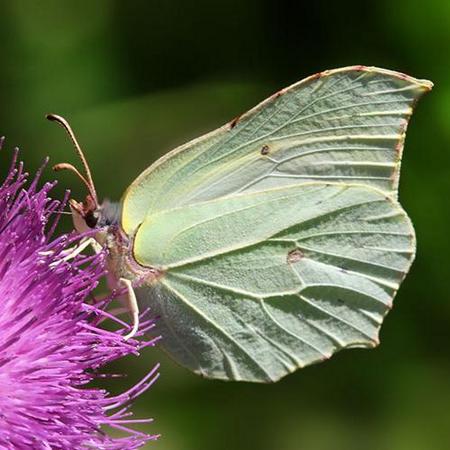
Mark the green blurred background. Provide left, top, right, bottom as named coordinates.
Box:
left=1, top=1, right=449, bottom=449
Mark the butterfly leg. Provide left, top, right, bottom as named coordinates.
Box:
left=119, top=277, right=140, bottom=340
left=49, top=237, right=101, bottom=267
left=48, top=238, right=140, bottom=338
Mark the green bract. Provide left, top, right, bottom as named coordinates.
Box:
left=121, top=66, right=431, bottom=382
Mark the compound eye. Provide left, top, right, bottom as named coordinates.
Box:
left=85, top=210, right=99, bottom=228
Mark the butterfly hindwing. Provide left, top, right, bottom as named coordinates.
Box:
left=134, top=184, right=414, bottom=381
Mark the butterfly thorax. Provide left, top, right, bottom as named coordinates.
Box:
left=103, top=228, right=162, bottom=304
left=70, top=196, right=161, bottom=290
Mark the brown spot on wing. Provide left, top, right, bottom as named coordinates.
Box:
left=260, top=144, right=270, bottom=155
left=287, top=248, right=304, bottom=264
left=395, top=119, right=408, bottom=154
left=229, top=114, right=242, bottom=129
left=267, top=89, right=285, bottom=103
left=395, top=71, right=410, bottom=81
left=309, top=71, right=323, bottom=80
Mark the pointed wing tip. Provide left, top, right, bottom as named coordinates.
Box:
left=418, top=78, right=434, bottom=91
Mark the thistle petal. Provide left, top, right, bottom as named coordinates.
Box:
left=0, top=149, right=158, bottom=449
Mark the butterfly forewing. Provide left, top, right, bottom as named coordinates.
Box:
left=122, top=66, right=431, bottom=235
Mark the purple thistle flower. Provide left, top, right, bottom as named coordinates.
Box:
left=0, top=144, right=159, bottom=449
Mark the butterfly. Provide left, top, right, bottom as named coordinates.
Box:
left=50, top=66, right=432, bottom=382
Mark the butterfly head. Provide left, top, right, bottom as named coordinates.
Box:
left=69, top=197, right=121, bottom=233
left=68, top=195, right=99, bottom=234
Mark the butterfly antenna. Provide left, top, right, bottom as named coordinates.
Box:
left=46, top=114, right=98, bottom=205
left=52, top=162, right=95, bottom=199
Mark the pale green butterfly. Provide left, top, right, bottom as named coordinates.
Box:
left=50, top=66, right=432, bottom=383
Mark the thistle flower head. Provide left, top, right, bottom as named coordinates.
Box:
left=0, top=145, right=159, bottom=449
